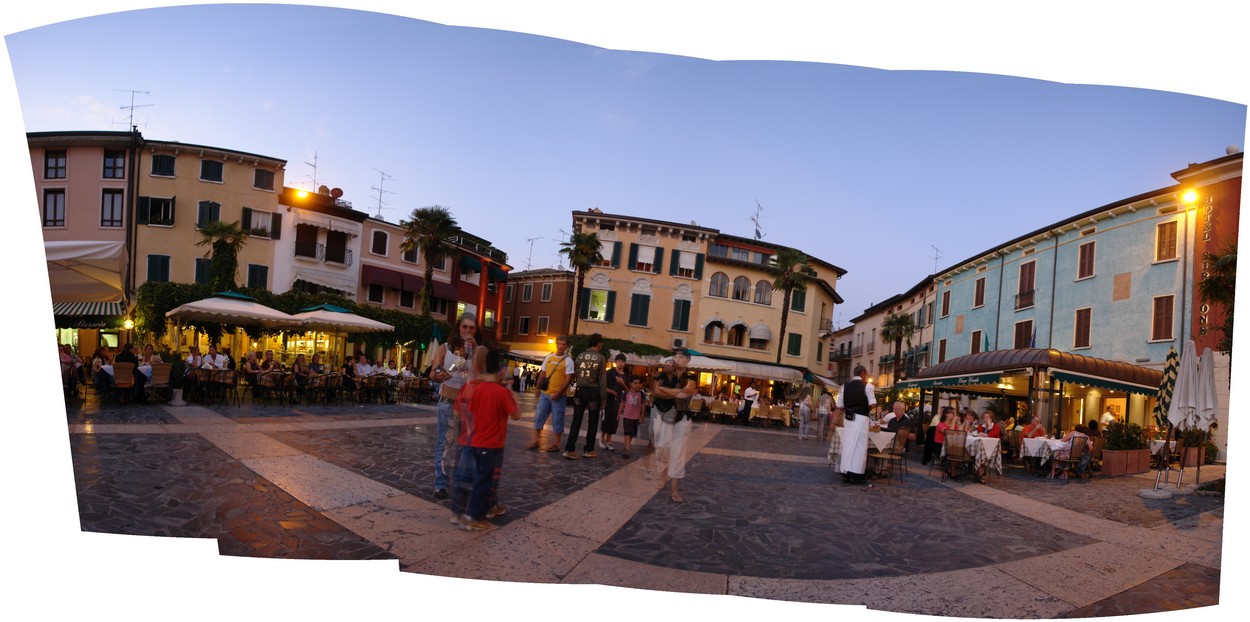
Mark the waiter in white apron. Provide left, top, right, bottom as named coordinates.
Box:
left=836, top=365, right=876, bottom=485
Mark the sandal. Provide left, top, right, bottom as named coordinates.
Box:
left=670, top=492, right=684, bottom=503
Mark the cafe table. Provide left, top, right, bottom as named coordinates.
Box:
left=1149, top=440, right=1177, bottom=455
left=1020, top=437, right=1068, bottom=465
left=830, top=427, right=896, bottom=472
left=965, top=433, right=1004, bottom=475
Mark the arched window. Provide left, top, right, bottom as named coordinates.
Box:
left=754, top=280, right=773, bottom=305
left=703, top=320, right=725, bottom=344
left=732, top=276, right=751, bottom=301
left=709, top=272, right=729, bottom=297
left=726, top=323, right=747, bottom=347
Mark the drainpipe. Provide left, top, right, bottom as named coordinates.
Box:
left=994, top=252, right=1005, bottom=349
left=1047, top=228, right=1060, bottom=349
left=125, top=127, right=142, bottom=314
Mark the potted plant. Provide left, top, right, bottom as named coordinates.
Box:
left=1178, top=427, right=1208, bottom=467
left=1101, top=421, right=1151, bottom=476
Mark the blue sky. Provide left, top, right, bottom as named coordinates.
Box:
left=4, top=3, right=1249, bottom=621
left=5, top=3, right=1245, bottom=322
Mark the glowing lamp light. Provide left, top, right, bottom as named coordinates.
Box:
left=296, top=189, right=309, bottom=199
left=1182, top=189, right=1199, bottom=206
left=122, top=319, right=134, bottom=330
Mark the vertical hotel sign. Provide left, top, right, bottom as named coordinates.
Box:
left=1192, top=174, right=1242, bottom=351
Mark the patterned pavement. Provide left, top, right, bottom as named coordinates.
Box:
left=57, top=389, right=1224, bottom=618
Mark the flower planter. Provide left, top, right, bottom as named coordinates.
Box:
left=1180, top=446, right=1206, bottom=467
left=1101, top=448, right=1151, bottom=476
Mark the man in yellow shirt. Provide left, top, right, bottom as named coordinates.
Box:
left=529, top=335, right=575, bottom=452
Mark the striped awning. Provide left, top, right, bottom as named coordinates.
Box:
left=51, top=301, right=125, bottom=317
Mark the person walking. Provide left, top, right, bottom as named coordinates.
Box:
left=816, top=391, right=833, bottom=441
left=429, top=313, right=478, bottom=500
left=797, top=393, right=812, bottom=440
left=529, top=336, right=574, bottom=451
left=837, top=365, right=876, bottom=485
left=564, top=333, right=608, bottom=459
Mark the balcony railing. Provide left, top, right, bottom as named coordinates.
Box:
left=1015, top=288, right=1035, bottom=310
left=818, top=317, right=834, bottom=333
left=852, top=344, right=863, bottom=356
left=294, top=241, right=353, bottom=267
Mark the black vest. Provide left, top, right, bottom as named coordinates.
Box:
left=843, top=378, right=870, bottom=415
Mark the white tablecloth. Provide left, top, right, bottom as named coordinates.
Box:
left=1021, top=437, right=1067, bottom=465
left=829, top=428, right=896, bottom=471
left=966, top=436, right=1003, bottom=474
left=1149, top=440, right=1176, bottom=454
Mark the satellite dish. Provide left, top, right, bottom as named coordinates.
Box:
left=318, top=185, right=331, bottom=195
left=330, top=187, right=344, bottom=199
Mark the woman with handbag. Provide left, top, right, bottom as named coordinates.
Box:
left=646, top=348, right=698, bottom=503
left=429, top=314, right=479, bottom=500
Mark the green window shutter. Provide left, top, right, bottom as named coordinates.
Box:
left=241, top=207, right=252, bottom=233
left=611, top=242, right=622, bottom=268
left=672, top=299, right=690, bottom=331
left=694, top=253, right=704, bottom=280
left=168, top=196, right=176, bottom=225
left=579, top=288, right=591, bottom=320
left=136, top=197, right=150, bottom=224
left=669, top=248, right=680, bottom=276
left=653, top=246, right=664, bottom=274
left=628, top=243, right=638, bottom=270
left=605, top=290, right=616, bottom=322
left=271, top=212, right=282, bottom=240
left=640, top=295, right=650, bottom=326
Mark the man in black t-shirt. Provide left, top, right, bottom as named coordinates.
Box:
left=564, top=334, right=608, bottom=459
left=600, top=353, right=628, bottom=451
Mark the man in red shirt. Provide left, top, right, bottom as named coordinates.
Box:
left=454, top=347, right=520, bottom=531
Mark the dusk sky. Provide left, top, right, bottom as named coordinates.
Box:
left=5, top=2, right=1248, bottom=621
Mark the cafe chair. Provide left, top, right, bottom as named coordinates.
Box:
left=869, top=430, right=909, bottom=484
left=1089, top=437, right=1104, bottom=473
left=941, top=430, right=971, bottom=483
left=145, top=363, right=173, bottom=403
left=1051, top=436, right=1089, bottom=480
left=257, top=371, right=282, bottom=406
left=111, top=362, right=136, bottom=403
left=324, top=373, right=345, bottom=406
left=211, top=369, right=240, bottom=407
left=305, top=374, right=327, bottom=405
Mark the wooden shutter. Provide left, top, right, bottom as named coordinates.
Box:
left=271, top=212, right=282, bottom=240
left=628, top=243, right=638, bottom=270
left=611, top=241, right=622, bottom=268
left=605, top=291, right=616, bottom=322
left=693, top=253, right=704, bottom=280
left=670, top=248, right=680, bottom=276
left=579, top=288, right=590, bottom=320
left=136, top=197, right=150, bottom=224
left=241, top=207, right=253, bottom=233
left=653, top=246, right=664, bottom=274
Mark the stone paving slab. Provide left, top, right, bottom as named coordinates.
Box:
left=240, top=454, right=406, bottom=511
left=411, top=521, right=601, bottom=583
left=563, top=552, right=729, bottom=594
left=1058, top=562, right=1221, bottom=617
left=997, top=541, right=1183, bottom=609
left=199, top=430, right=307, bottom=460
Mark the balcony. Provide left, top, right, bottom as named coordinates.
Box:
left=293, top=241, right=353, bottom=267
left=1015, top=288, right=1035, bottom=310
left=818, top=317, right=834, bottom=334
left=852, top=344, right=863, bottom=356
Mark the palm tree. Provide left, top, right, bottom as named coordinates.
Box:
left=880, top=312, right=917, bottom=385
left=771, top=247, right=813, bottom=364
left=559, top=231, right=603, bottom=336
left=1198, top=244, right=1236, bottom=355
left=400, top=206, right=459, bottom=318
left=195, top=220, right=248, bottom=292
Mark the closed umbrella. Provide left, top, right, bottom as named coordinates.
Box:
left=1152, top=346, right=1178, bottom=429
left=1196, top=347, right=1219, bottom=430
left=1166, top=340, right=1199, bottom=430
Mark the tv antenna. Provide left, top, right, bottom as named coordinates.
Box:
left=525, top=236, right=543, bottom=270
left=751, top=200, right=765, bottom=240
left=114, top=89, right=152, bottom=130
left=930, top=245, right=944, bottom=274
left=370, top=168, right=395, bottom=218
left=303, top=151, right=320, bottom=190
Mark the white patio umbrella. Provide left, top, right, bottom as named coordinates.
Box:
left=1196, top=347, right=1219, bottom=430
left=291, top=304, right=394, bottom=333
left=45, top=240, right=127, bottom=303
left=1166, top=340, right=1199, bottom=430
left=165, top=291, right=298, bottom=328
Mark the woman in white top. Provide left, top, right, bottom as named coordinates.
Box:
left=430, top=314, right=478, bottom=499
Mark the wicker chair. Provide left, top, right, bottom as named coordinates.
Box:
left=145, top=363, right=173, bottom=403
left=1051, top=436, right=1089, bottom=480
left=1089, top=436, right=1104, bottom=473
left=869, top=429, right=910, bottom=484
left=941, top=429, right=971, bottom=482
left=324, top=373, right=345, bottom=406
left=111, top=362, right=136, bottom=402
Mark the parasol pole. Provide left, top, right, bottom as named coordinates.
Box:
left=1154, top=423, right=1176, bottom=491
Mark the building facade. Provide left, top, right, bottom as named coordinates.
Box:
left=276, top=186, right=368, bottom=298
left=499, top=268, right=575, bottom=358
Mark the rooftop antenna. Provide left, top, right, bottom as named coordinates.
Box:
left=114, top=89, right=152, bottom=130
left=525, top=236, right=543, bottom=270
left=304, top=151, right=320, bottom=191
left=370, top=168, right=395, bottom=218
left=930, top=245, right=944, bottom=274
left=751, top=200, right=765, bottom=240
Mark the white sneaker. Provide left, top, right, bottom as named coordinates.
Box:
left=606, top=442, right=614, bottom=452
left=597, top=438, right=606, bottom=449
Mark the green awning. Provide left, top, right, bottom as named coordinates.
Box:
left=460, top=255, right=482, bottom=272
left=897, top=372, right=1001, bottom=390
left=1051, top=371, right=1158, bottom=396
left=489, top=265, right=508, bottom=282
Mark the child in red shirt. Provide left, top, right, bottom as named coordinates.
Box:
left=456, top=347, right=520, bottom=531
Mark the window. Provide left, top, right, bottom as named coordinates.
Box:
left=401, top=247, right=417, bottom=263
left=671, top=250, right=700, bottom=278
left=325, top=230, right=349, bottom=264
left=199, top=160, right=224, bottom=182
left=100, top=190, right=124, bottom=227
left=194, top=258, right=210, bottom=285
left=869, top=328, right=875, bottom=353
left=517, top=316, right=531, bottom=335
left=938, top=339, right=947, bottom=364
left=940, top=291, right=951, bottom=317
left=628, top=294, right=651, bottom=326
left=371, top=230, right=388, bottom=256
left=42, top=189, right=65, bottom=227
left=501, top=316, right=510, bottom=335
left=710, top=272, right=729, bottom=297
left=196, top=201, right=221, bottom=228
left=505, top=284, right=514, bottom=303
left=786, top=333, right=802, bottom=357
left=1155, top=221, right=1179, bottom=262
left=596, top=241, right=621, bottom=268
left=631, top=244, right=659, bottom=273
left=44, top=150, right=66, bottom=179
left=971, top=329, right=982, bottom=355
left=1014, top=320, right=1034, bottom=349
left=816, top=341, right=823, bottom=363
left=242, top=208, right=278, bottom=238
left=1016, top=261, right=1036, bottom=310
left=671, top=299, right=691, bottom=331
left=732, top=276, right=751, bottom=301
left=731, top=247, right=750, bottom=261
left=400, top=289, right=415, bottom=309
left=150, top=154, right=175, bottom=177
left=147, top=255, right=171, bottom=282
left=748, top=337, right=768, bottom=351
left=704, top=321, right=724, bottom=344
left=253, top=168, right=275, bottom=191
left=294, top=224, right=319, bottom=258
left=727, top=324, right=746, bottom=347
left=973, top=277, right=986, bottom=308
left=103, top=150, right=125, bottom=179
left=541, top=282, right=553, bottom=302
left=366, top=283, right=385, bottom=304
left=522, top=283, right=533, bottom=302
left=537, top=316, right=550, bottom=336
left=1151, top=295, right=1174, bottom=341
left=754, top=280, right=773, bottom=305
left=138, top=196, right=176, bottom=226
left=483, top=310, right=495, bottom=329
left=582, top=289, right=617, bottom=322
left=1074, top=307, right=1092, bottom=348
left=246, top=264, right=269, bottom=290
left=1077, top=241, right=1096, bottom=280
left=790, top=288, right=807, bottom=313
